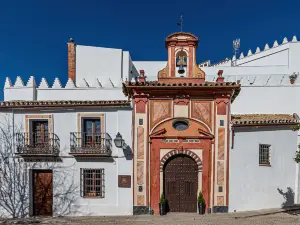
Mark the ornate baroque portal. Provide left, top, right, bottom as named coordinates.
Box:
left=123, top=31, right=241, bottom=214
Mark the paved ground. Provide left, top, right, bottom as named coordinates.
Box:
left=1, top=211, right=300, bottom=225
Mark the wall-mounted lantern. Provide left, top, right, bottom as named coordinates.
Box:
left=114, top=132, right=124, bottom=148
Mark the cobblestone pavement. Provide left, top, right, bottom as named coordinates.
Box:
left=1, top=212, right=300, bottom=225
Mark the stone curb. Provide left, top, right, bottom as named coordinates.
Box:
left=231, top=206, right=300, bottom=219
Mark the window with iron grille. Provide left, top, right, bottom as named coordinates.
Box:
left=259, top=144, right=271, bottom=165
left=80, top=169, right=105, bottom=197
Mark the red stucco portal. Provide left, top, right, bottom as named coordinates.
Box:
left=149, top=138, right=212, bottom=214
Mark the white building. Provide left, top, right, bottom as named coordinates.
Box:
left=0, top=33, right=299, bottom=217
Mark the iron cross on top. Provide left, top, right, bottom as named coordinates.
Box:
left=177, top=15, right=183, bottom=32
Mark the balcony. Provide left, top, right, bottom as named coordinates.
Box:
left=70, top=132, right=112, bottom=157
left=16, top=132, right=60, bottom=156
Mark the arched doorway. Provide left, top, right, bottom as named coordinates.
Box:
left=164, top=154, right=198, bottom=212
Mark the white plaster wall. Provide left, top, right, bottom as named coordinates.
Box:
left=133, top=61, right=167, bottom=79
left=75, top=45, right=123, bottom=85
left=4, top=87, right=36, bottom=101
left=237, top=49, right=289, bottom=67
left=231, top=86, right=300, bottom=114
left=0, top=107, right=133, bottom=217
left=288, top=43, right=300, bottom=73
left=36, top=88, right=127, bottom=101
left=229, top=127, right=298, bottom=212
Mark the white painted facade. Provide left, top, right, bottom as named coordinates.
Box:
left=0, top=106, right=133, bottom=217
left=229, top=127, right=298, bottom=212
left=1, top=34, right=300, bottom=216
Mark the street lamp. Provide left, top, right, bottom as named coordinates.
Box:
left=114, top=132, right=124, bottom=148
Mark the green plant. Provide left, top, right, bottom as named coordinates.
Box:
left=197, top=191, right=205, bottom=204
left=159, top=193, right=165, bottom=204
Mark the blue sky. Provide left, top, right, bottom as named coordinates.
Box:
left=0, top=0, right=299, bottom=99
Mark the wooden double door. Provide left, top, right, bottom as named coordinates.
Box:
left=164, top=155, right=198, bottom=212
left=32, top=170, right=53, bottom=216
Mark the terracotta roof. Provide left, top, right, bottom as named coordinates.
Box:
left=123, top=81, right=240, bottom=88
left=123, top=81, right=241, bottom=101
left=0, top=100, right=131, bottom=109
left=231, top=114, right=299, bottom=126
left=165, top=32, right=198, bottom=40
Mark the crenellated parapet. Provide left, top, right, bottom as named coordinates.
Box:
left=234, top=36, right=298, bottom=61
left=4, top=76, right=126, bottom=101
left=206, top=73, right=300, bottom=86
left=4, top=76, right=123, bottom=89
left=205, top=36, right=299, bottom=67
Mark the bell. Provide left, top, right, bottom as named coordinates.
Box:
left=178, top=65, right=185, bottom=74
left=176, top=55, right=187, bottom=74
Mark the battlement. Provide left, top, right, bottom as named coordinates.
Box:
left=204, top=36, right=299, bottom=67
left=206, top=73, right=299, bottom=86
left=4, top=76, right=123, bottom=89
left=4, top=76, right=126, bottom=101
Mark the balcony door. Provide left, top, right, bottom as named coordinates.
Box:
left=83, top=119, right=101, bottom=147
left=32, top=120, right=49, bottom=148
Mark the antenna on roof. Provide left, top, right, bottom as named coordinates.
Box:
left=232, top=38, right=240, bottom=66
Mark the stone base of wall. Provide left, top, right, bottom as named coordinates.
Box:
left=133, top=206, right=153, bottom=215
left=212, top=206, right=229, bottom=213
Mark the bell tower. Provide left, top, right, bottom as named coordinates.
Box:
left=158, top=32, right=205, bottom=81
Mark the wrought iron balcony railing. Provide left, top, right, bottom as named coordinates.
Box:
left=16, top=132, right=60, bottom=156
left=70, top=132, right=112, bottom=156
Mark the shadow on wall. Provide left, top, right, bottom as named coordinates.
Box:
left=123, top=145, right=133, bottom=160
left=277, top=187, right=295, bottom=208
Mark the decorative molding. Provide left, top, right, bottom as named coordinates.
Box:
left=150, top=100, right=171, bottom=129
left=77, top=113, right=105, bottom=142
left=191, top=101, right=212, bottom=128
left=160, top=149, right=202, bottom=172
left=217, top=161, right=224, bottom=185
left=137, top=161, right=144, bottom=185
left=150, top=128, right=167, bottom=137
left=0, top=100, right=131, bottom=109
left=25, top=114, right=53, bottom=144
left=137, top=127, right=144, bottom=159
left=135, top=98, right=148, bottom=113
left=174, top=95, right=190, bottom=105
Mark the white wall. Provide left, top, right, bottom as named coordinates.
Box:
left=1, top=106, right=133, bottom=217
left=37, top=88, right=127, bottom=101
left=133, top=61, right=167, bottom=81
left=229, top=127, right=298, bottom=212
left=75, top=45, right=123, bottom=85
left=231, top=86, right=300, bottom=114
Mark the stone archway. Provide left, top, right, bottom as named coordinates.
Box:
left=160, top=149, right=202, bottom=172
left=163, top=154, right=198, bottom=212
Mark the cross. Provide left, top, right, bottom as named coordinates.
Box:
left=177, top=15, right=183, bottom=32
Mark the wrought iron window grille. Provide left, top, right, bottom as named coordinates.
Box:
left=80, top=168, right=105, bottom=198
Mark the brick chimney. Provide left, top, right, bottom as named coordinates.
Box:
left=68, top=38, right=76, bottom=83
left=216, top=70, right=224, bottom=83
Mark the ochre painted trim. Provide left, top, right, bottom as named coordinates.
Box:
left=25, top=114, right=53, bottom=145
left=77, top=113, right=105, bottom=145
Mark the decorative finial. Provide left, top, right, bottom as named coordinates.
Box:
left=177, top=15, right=183, bottom=32
left=69, top=37, right=74, bottom=43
